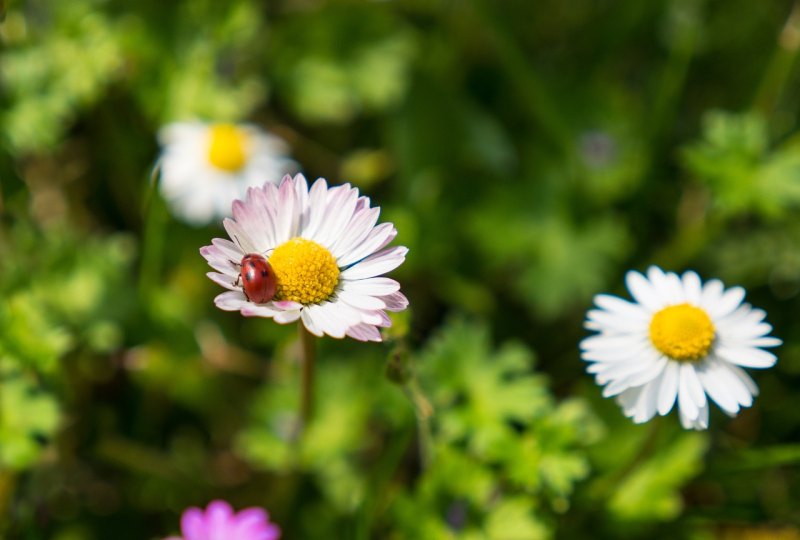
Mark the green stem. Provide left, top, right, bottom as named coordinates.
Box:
left=404, top=377, right=434, bottom=469
left=355, top=426, right=414, bottom=540
left=470, top=0, right=576, bottom=162
left=595, top=418, right=662, bottom=499
left=298, top=322, right=316, bottom=429
left=138, top=164, right=167, bottom=299
left=752, top=1, right=800, bottom=117
left=0, top=468, right=15, bottom=531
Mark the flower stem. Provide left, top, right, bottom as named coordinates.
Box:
left=298, top=322, right=316, bottom=429
left=138, top=164, right=166, bottom=300
left=0, top=469, right=16, bottom=530
left=752, top=1, right=800, bottom=117
left=386, top=346, right=435, bottom=469
left=404, top=377, right=434, bottom=469
left=593, top=417, right=662, bottom=500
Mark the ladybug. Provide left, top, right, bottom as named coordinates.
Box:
left=236, top=253, right=277, bottom=304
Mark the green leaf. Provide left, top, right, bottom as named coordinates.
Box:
left=682, top=110, right=800, bottom=219
left=608, top=432, right=708, bottom=522
left=0, top=373, right=61, bottom=470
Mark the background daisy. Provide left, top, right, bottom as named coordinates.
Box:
left=200, top=173, right=408, bottom=341
left=157, top=121, right=296, bottom=226
left=581, top=266, right=781, bottom=430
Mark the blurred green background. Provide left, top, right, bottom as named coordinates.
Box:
left=2, top=0, right=800, bottom=538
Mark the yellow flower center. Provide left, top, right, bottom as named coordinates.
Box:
left=649, top=303, right=715, bottom=362
left=207, top=124, right=248, bottom=172
left=269, top=238, right=340, bottom=305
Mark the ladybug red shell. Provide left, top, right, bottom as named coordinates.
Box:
left=238, top=253, right=277, bottom=304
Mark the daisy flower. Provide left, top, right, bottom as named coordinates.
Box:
left=200, top=174, right=408, bottom=341
left=157, top=121, right=295, bottom=225
left=165, top=500, right=280, bottom=540
left=580, top=266, right=780, bottom=430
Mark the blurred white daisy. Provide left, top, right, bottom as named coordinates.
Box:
left=581, top=266, right=780, bottom=430
left=157, top=121, right=295, bottom=225
left=200, top=174, right=408, bottom=341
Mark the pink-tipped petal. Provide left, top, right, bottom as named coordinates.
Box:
left=346, top=323, right=382, bottom=342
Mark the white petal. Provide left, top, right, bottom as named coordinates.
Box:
left=341, top=277, right=400, bottom=296
left=207, top=272, right=237, bottom=291
left=275, top=177, right=300, bottom=241
left=586, top=309, right=648, bottom=333
left=696, top=360, right=740, bottom=415
left=337, top=223, right=397, bottom=267
left=293, top=174, right=310, bottom=229
left=699, top=279, right=725, bottom=310
left=272, top=300, right=304, bottom=311
left=663, top=269, right=687, bottom=303
left=588, top=356, right=639, bottom=376
left=647, top=267, right=684, bottom=304
left=223, top=218, right=258, bottom=254
left=632, top=380, right=659, bottom=424
left=580, top=334, right=647, bottom=352
left=273, top=310, right=302, bottom=324
left=341, top=246, right=408, bottom=280
left=714, top=361, right=755, bottom=408
left=243, top=187, right=279, bottom=250
left=726, top=363, right=760, bottom=397
left=620, top=355, right=668, bottom=388
left=715, top=346, right=777, bottom=368
left=241, top=304, right=281, bottom=317
left=600, top=353, right=664, bottom=395
left=735, top=336, right=782, bottom=348
left=200, top=245, right=240, bottom=276
left=301, top=178, right=330, bottom=238
left=680, top=402, right=709, bottom=430
left=626, top=270, right=663, bottom=311
left=381, top=291, right=409, bottom=311
left=301, top=309, right=324, bottom=337
left=329, top=207, right=381, bottom=260
left=678, top=364, right=699, bottom=421
left=616, top=386, right=643, bottom=416
left=706, top=286, right=746, bottom=319
left=682, top=271, right=703, bottom=305
left=345, top=323, right=382, bottom=342
left=315, top=186, right=359, bottom=249
left=214, top=291, right=249, bottom=311
left=209, top=238, right=244, bottom=263
left=336, top=290, right=386, bottom=310
left=657, top=361, right=680, bottom=415
left=581, top=341, right=652, bottom=363
left=694, top=402, right=709, bottom=429
left=306, top=302, right=347, bottom=338
left=594, top=294, right=649, bottom=319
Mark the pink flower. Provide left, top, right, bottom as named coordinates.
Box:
left=166, top=500, right=281, bottom=540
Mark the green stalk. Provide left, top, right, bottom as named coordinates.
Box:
left=298, top=322, right=317, bottom=430
left=138, top=163, right=167, bottom=300
left=752, top=2, right=800, bottom=118
left=404, top=376, right=434, bottom=470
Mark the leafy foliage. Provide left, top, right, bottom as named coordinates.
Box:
left=390, top=320, right=601, bottom=538
left=683, top=110, right=800, bottom=219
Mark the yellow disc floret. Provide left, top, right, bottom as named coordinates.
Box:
left=269, top=238, right=340, bottom=305
left=649, top=303, right=715, bottom=362
left=207, top=123, right=248, bottom=172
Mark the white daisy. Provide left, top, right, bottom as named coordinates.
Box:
left=157, top=121, right=296, bottom=225
left=200, top=174, right=409, bottom=341
left=580, top=266, right=780, bottom=430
